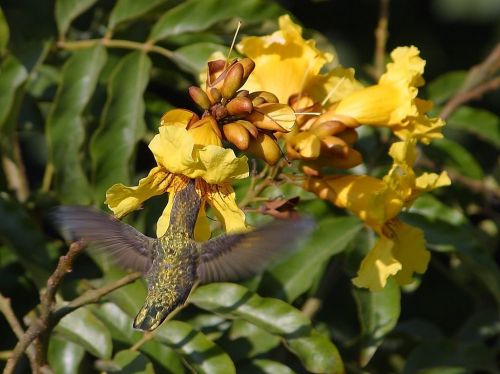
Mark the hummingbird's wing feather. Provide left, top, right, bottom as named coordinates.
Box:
left=53, top=206, right=154, bottom=273
left=197, top=217, right=314, bottom=283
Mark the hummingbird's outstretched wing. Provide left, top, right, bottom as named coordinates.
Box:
left=197, top=217, right=314, bottom=283
left=53, top=206, right=154, bottom=273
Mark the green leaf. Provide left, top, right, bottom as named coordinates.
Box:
left=352, top=278, right=401, bottom=367
left=90, top=51, right=151, bottom=203
left=226, top=319, right=280, bottom=360
left=427, top=71, right=467, bottom=104
left=55, top=306, right=113, bottom=359
left=55, top=0, right=98, bottom=36
left=172, top=42, right=228, bottom=75
left=155, top=320, right=236, bottom=374
left=261, top=217, right=363, bottom=302
left=46, top=45, right=106, bottom=204
left=0, top=194, right=51, bottom=286
left=112, top=350, right=155, bottom=374
left=109, top=0, right=173, bottom=30
left=0, top=55, right=28, bottom=130
left=426, top=138, right=483, bottom=179
left=148, top=0, right=282, bottom=42
left=410, top=194, right=467, bottom=226
left=447, top=106, right=500, bottom=147
left=0, top=7, right=9, bottom=53
left=191, top=283, right=344, bottom=373
left=48, top=335, right=85, bottom=374
left=239, top=359, right=296, bottom=374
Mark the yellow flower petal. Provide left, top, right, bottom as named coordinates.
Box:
left=322, top=175, right=403, bottom=233
left=105, top=167, right=172, bottom=218
left=160, top=108, right=199, bottom=128
left=306, top=66, right=363, bottom=104
left=391, top=222, right=430, bottom=285
left=380, top=46, right=425, bottom=88
left=156, top=192, right=211, bottom=241
left=415, top=171, right=451, bottom=191
left=237, top=14, right=333, bottom=103
left=207, top=186, right=247, bottom=233
left=149, top=125, right=249, bottom=184
left=352, top=236, right=402, bottom=291
left=290, top=131, right=321, bottom=159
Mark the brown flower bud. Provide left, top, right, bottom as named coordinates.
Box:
left=236, top=90, right=250, bottom=97
left=239, top=58, right=255, bottom=84
left=248, top=133, right=281, bottom=165
left=189, top=86, right=212, bottom=110
left=249, top=91, right=279, bottom=104
left=226, top=96, right=253, bottom=116
left=223, top=122, right=250, bottom=150
left=221, top=63, right=244, bottom=99
left=320, top=136, right=349, bottom=158
left=206, top=59, right=228, bottom=88
left=246, top=103, right=295, bottom=132
left=310, top=120, right=346, bottom=137
left=252, top=96, right=266, bottom=106
left=336, top=128, right=358, bottom=145
left=235, top=120, right=259, bottom=138
left=327, top=148, right=363, bottom=169
left=209, top=87, right=222, bottom=103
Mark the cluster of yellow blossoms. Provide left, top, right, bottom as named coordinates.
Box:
left=105, top=14, right=450, bottom=291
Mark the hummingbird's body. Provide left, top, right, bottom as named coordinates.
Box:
left=55, top=179, right=312, bottom=331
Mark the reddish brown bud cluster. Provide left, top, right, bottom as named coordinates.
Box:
left=188, top=58, right=296, bottom=165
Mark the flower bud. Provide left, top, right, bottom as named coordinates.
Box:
left=189, top=86, right=212, bottom=110
left=311, top=120, right=346, bottom=137
left=209, top=87, right=222, bottom=103
left=320, top=136, right=349, bottom=157
left=239, top=58, right=255, bottom=84
left=327, top=148, right=363, bottom=169
left=226, top=96, right=253, bottom=116
left=206, top=59, right=228, bottom=88
left=336, top=128, right=358, bottom=145
left=248, top=133, right=281, bottom=165
left=249, top=91, right=279, bottom=104
left=236, top=90, right=249, bottom=97
left=235, top=120, right=258, bottom=138
left=221, top=63, right=244, bottom=99
left=246, top=103, right=295, bottom=132
left=223, top=122, right=250, bottom=150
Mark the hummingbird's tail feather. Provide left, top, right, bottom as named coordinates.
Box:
left=133, top=286, right=191, bottom=331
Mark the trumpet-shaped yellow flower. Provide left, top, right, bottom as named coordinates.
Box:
left=304, top=140, right=450, bottom=290
left=237, top=14, right=361, bottom=104
left=105, top=109, right=249, bottom=241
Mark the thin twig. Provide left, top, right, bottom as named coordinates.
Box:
left=373, top=0, right=390, bottom=79
left=445, top=169, right=500, bottom=199
left=439, top=76, right=500, bottom=119
left=57, top=38, right=174, bottom=61
left=440, top=43, right=500, bottom=119
left=0, top=295, right=38, bottom=372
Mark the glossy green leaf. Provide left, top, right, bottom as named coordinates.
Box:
left=148, top=0, right=282, bottom=42
left=155, top=320, right=236, bottom=374
left=172, top=42, right=228, bottom=75
left=191, top=283, right=344, bottom=373
left=55, top=306, right=113, bottom=359
left=261, top=217, right=363, bottom=302
left=109, top=0, right=173, bottom=30
left=226, top=319, right=280, bottom=360
left=447, top=106, right=500, bottom=147
left=0, top=193, right=51, bottom=286
left=46, top=45, right=106, bottom=204
left=55, top=0, right=98, bottom=36
left=410, top=194, right=467, bottom=226
left=352, top=279, right=401, bottom=367
left=427, top=71, right=467, bottom=104
left=0, top=55, right=28, bottom=129
left=90, top=51, right=151, bottom=203
left=239, top=359, right=296, bottom=374
left=426, top=138, right=483, bottom=179
left=0, top=7, right=9, bottom=53
left=47, top=335, right=85, bottom=374
left=112, top=350, right=155, bottom=374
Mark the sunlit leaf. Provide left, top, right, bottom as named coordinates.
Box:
left=0, top=7, right=9, bottom=53
left=239, top=359, right=296, bottom=374
left=46, top=45, right=106, bottom=204
left=90, top=51, right=151, bottom=203
left=148, top=0, right=282, bottom=42
left=261, top=217, right=362, bottom=302
left=55, top=0, right=98, bottom=36
left=56, top=306, right=113, bottom=359
left=112, top=350, right=155, bottom=374
left=0, top=55, right=28, bottom=130
left=427, top=71, right=467, bottom=104
left=155, top=320, right=236, bottom=374
left=353, top=278, right=401, bottom=367
left=172, top=42, right=228, bottom=75
left=47, top=335, right=85, bottom=374
left=191, top=283, right=344, bottom=373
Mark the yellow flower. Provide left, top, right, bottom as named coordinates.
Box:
left=328, top=46, right=445, bottom=144
left=105, top=109, right=249, bottom=241
left=304, top=140, right=450, bottom=290
left=237, top=14, right=361, bottom=104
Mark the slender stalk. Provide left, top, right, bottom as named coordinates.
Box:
left=373, top=0, right=390, bottom=79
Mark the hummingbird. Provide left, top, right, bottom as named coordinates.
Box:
left=54, top=179, right=313, bottom=331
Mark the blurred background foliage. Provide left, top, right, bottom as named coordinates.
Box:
left=0, top=0, right=499, bottom=373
